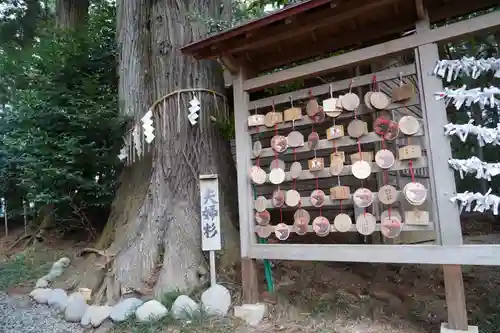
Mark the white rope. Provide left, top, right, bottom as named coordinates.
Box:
left=444, top=120, right=500, bottom=146
left=434, top=85, right=500, bottom=111
left=448, top=156, right=500, bottom=181
left=433, top=56, right=500, bottom=81
left=450, top=189, right=500, bottom=215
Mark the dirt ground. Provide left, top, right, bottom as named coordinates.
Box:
left=1, top=224, right=500, bottom=333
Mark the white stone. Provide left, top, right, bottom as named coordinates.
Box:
left=64, top=292, right=88, bottom=322
left=440, top=323, right=479, bottom=333
left=135, top=300, right=168, bottom=322
left=110, top=298, right=143, bottom=322
left=47, top=288, right=68, bottom=312
left=201, top=284, right=231, bottom=316
left=30, top=288, right=52, bottom=304
left=45, top=257, right=71, bottom=282
left=81, top=305, right=98, bottom=327
left=171, top=295, right=199, bottom=319
left=90, top=305, right=112, bottom=327
left=234, top=303, right=267, bottom=326
left=35, top=278, right=49, bottom=288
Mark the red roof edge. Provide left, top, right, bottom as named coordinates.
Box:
left=181, top=0, right=331, bottom=57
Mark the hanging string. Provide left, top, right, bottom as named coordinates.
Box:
left=331, top=118, right=343, bottom=213
left=409, top=160, right=416, bottom=183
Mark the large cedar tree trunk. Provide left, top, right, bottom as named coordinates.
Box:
left=80, top=0, right=240, bottom=303
left=56, top=0, right=89, bottom=29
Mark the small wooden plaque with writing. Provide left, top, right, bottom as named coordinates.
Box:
left=330, top=186, right=350, bottom=200
left=398, top=145, right=422, bottom=160
left=247, top=114, right=265, bottom=127
left=284, top=107, right=302, bottom=122
left=330, top=151, right=345, bottom=163
left=405, top=210, right=430, bottom=226
left=350, top=151, right=373, bottom=163
left=392, top=83, right=415, bottom=102
left=326, top=125, right=344, bottom=140
left=308, top=157, right=325, bottom=172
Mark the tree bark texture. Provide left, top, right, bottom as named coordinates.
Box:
left=80, top=0, right=240, bottom=303
left=55, top=0, right=89, bottom=29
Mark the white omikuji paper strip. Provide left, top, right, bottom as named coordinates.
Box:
left=444, top=120, right=500, bottom=146
left=450, top=189, right=500, bottom=215
left=435, top=85, right=500, bottom=111
left=448, top=156, right=500, bottom=180
left=141, top=110, right=155, bottom=143
left=433, top=57, right=500, bottom=81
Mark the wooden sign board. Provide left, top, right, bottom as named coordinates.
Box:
left=309, top=157, right=325, bottom=171
left=247, top=114, right=265, bottom=127
left=284, top=107, right=302, bottom=122
left=330, top=186, right=350, bottom=200
left=199, top=175, right=221, bottom=251
left=326, top=125, right=344, bottom=140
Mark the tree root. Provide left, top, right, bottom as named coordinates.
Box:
left=6, top=228, right=46, bottom=252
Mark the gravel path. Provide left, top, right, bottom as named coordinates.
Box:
left=0, top=292, right=83, bottom=333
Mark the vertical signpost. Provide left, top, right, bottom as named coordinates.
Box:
left=1, top=198, right=7, bottom=236
left=199, top=174, right=222, bottom=287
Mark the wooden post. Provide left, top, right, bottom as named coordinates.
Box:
left=415, top=15, right=468, bottom=331
left=233, top=68, right=259, bottom=303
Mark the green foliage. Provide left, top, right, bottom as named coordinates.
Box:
left=0, top=2, right=124, bottom=222
left=210, top=115, right=235, bottom=140
left=0, top=252, right=51, bottom=290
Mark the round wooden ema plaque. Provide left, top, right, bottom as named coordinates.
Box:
left=364, top=91, right=374, bottom=110
left=294, top=222, right=308, bottom=236
left=287, top=131, right=304, bottom=148
left=256, top=226, right=272, bottom=238
left=255, top=210, right=271, bottom=226
left=356, top=213, right=377, bottom=235
left=264, top=112, right=277, bottom=127
left=375, top=149, right=395, bottom=169
left=378, top=185, right=398, bottom=205
left=269, top=168, right=286, bottom=185
left=254, top=196, right=267, bottom=212
left=272, top=189, right=285, bottom=207
left=275, top=223, right=290, bottom=241
left=334, top=213, right=352, bottom=232
left=352, top=160, right=372, bottom=180
left=306, top=99, right=320, bottom=118
left=269, top=159, right=285, bottom=172
left=311, top=109, right=326, bottom=124
left=271, top=135, right=288, bottom=153
left=353, top=188, right=374, bottom=208
left=330, top=158, right=344, bottom=176
left=403, top=182, right=427, bottom=206
left=250, top=166, right=266, bottom=185
left=313, top=216, right=330, bottom=237
left=374, top=117, right=399, bottom=141
left=289, top=161, right=303, bottom=179
left=285, top=189, right=301, bottom=207
left=399, top=115, right=420, bottom=136
left=294, top=208, right=311, bottom=224
left=341, top=93, right=360, bottom=111
left=380, top=209, right=402, bottom=222
left=252, top=141, right=262, bottom=158
left=308, top=131, right=320, bottom=150
left=381, top=215, right=402, bottom=239
left=347, top=119, right=366, bottom=138
left=325, top=109, right=342, bottom=118
left=370, top=92, right=390, bottom=110
left=310, top=189, right=326, bottom=207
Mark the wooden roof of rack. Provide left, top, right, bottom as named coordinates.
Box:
left=181, top=0, right=499, bottom=73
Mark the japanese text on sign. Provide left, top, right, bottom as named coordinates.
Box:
left=199, top=175, right=222, bottom=251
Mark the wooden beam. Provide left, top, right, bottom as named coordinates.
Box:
left=255, top=128, right=425, bottom=159
left=234, top=70, right=260, bottom=305
left=243, top=10, right=500, bottom=91
left=256, top=223, right=435, bottom=234
left=254, top=157, right=428, bottom=184
left=249, top=243, right=500, bottom=265
left=249, top=64, right=416, bottom=110
left=248, top=18, right=414, bottom=72
left=233, top=70, right=254, bottom=255
left=228, top=0, right=400, bottom=55
left=443, top=265, right=469, bottom=330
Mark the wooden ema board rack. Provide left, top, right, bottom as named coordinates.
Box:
left=248, top=76, right=434, bottom=241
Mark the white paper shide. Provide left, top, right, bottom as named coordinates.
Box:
left=199, top=175, right=222, bottom=251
